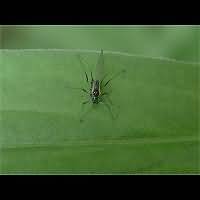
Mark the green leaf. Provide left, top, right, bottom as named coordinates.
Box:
left=0, top=26, right=199, bottom=174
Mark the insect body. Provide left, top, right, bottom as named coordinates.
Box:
left=80, top=50, right=108, bottom=105
left=71, top=49, right=125, bottom=121
left=82, top=70, right=105, bottom=105
left=91, top=80, right=101, bottom=104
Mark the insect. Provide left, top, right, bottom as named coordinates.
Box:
left=68, top=49, right=125, bottom=122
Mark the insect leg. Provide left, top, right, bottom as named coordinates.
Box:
left=101, top=92, right=108, bottom=96
left=76, top=54, right=90, bottom=84
left=80, top=104, right=93, bottom=123
left=100, top=74, right=108, bottom=86
left=82, top=100, right=89, bottom=106
left=100, top=100, right=115, bottom=120
left=65, top=85, right=89, bottom=94
left=103, top=69, right=126, bottom=88
left=84, top=72, right=89, bottom=83
left=90, top=71, right=94, bottom=81
left=101, top=92, right=114, bottom=106
left=81, top=88, right=89, bottom=94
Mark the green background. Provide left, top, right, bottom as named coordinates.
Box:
left=0, top=26, right=199, bottom=174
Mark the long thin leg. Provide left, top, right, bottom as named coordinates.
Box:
left=65, top=85, right=89, bottom=94
left=100, top=74, right=108, bottom=86
left=77, top=54, right=90, bottom=84
left=81, top=88, right=89, bottom=94
left=104, top=95, right=113, bottom=106
left=100, top=100, right=115, bottom=120
left=101, top=92, right=108, bottom=96
left=91, top=71, right=94, bottom=81
left=82, top=100, right=89, bottom=105
left=84, top=72, right=89, bottom=83
left=78, top=54, right=92, bottom=69
left=101, top=92, right=113, bottom=105
left=81, top=100, right=89, bottom=113
left=77, top=54, right=90, bottom=70
left=103, top=69, right=126, bottom=88
left=80, top=104, right=93, bottom=123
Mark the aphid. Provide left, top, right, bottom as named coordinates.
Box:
left=69, top=49, right=125, bottom=122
